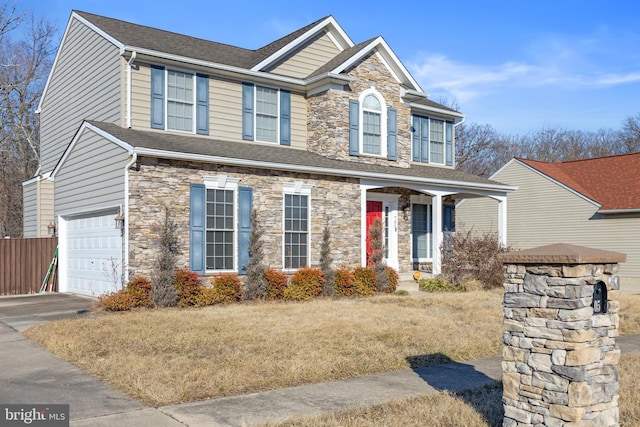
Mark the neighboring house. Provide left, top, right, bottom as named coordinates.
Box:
left=457, top=154, right=640, bottom=291
left=23, top=10, right=514, bottom=296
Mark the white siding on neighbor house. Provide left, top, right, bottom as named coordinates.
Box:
left=457, top=161, right=640, bottom=281
left=270, top=32, right=342, bottom=79
left=40, top=17, right=122, bottom=173
left=54, top=129, right=129, bottom=217
left=22, top=180, right=38, bottom=237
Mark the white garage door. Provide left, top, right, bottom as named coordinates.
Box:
left=62, top=210, right=122, bottom=296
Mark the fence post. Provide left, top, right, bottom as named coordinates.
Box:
left=499, top=243, right=625, bottom=426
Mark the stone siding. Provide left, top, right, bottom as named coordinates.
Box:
left=307, top=53, right=411, bottom=168
left=502, top=260, right=621, bottom=426
left=127, top=157, right=362, bottom=278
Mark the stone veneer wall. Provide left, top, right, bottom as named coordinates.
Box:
left=307, top=53, right=411, bottom=168
left=127, top=157, right=362, bottom=278
left=500, top=245, right=625, bottom=427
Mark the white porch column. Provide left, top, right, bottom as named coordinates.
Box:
left=432, top=194, right=443, bottom=275
left=360, top=185, right=368, bottom=267
left=497, top=195, right=508, bottom=247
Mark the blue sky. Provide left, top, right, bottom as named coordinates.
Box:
left=16, top=0, right=640, bottom=135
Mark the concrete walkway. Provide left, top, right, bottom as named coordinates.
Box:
left=0, top=292, right=639, bottom=426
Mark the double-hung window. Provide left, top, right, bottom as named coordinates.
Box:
left=206, top=188, right=235, bottom=270
left=283, top=182, right=313, bottom=269
left=242, top=83, right=291, bottom=146
left=411, top=115, right=454, bottom=166
left=167, top=70, right=194, bottom=132
left=362, top=94, right=382, bottom=155
left=349, top=88, right=397, bottom=160
left=150, top=65, right=209, bottom=134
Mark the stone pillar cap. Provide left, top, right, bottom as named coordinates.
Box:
left=498, top=243, right=626, bottom=264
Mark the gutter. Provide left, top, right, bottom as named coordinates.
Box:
left=126, top=51, right=137, bottom=128
left=132, top=147, right=517, bottom=193
left=598, top=208, right=640, bottom=215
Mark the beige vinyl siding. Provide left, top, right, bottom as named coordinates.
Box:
left=22, top=180, right=38, bottom=237
left=457, top=161, right=640, bottom=280
left=54, top=129, right=129, bottom=216
left=289, top=92, right=307, bottom=149
left=38, top=179, right=54, bottom=237
left=130, top=62, right=151, bottom=129
left=270, top=32, right=342, bottom=79
left=210, top=78, right=242, bottom=141
left=39, top=17, right=122, bottom=173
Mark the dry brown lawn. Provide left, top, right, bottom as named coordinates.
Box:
left=266, top=352, right=640, bottom=427
left=23, top=290, right=640, bottom=417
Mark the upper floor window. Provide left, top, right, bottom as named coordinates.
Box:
left=349, top=88, right=397, bottom=160
left=151, top=65, right=209, bottom=135
left=411, top=115, right=454, bottom=167
left=243, top=83, right=291, bottom=146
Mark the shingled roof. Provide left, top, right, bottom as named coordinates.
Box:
left=85, top=121, right=511, bottom=190
left=518, top=153, right=640, bottom=211
left=74, top=10, right=329, bottom=69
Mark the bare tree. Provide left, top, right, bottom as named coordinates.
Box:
left=619, top=113, right=640, bottom=153
left=0, top=2, right=55, bottom=236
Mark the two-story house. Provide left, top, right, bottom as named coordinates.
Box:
left=23, top=10, right=514, bottom=296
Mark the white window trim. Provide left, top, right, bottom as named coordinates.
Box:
left=254, top=84, right=280, bottom=144
left=359, top=87, right=387, bottom=157
left=282, top=182, right=313, bottom=270
left=204, top=175, right=241, bottom=273
left=165, top=67, right=197, bottom=134
left=411, top=194, right=433, bottom=262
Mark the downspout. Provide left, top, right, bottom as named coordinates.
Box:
left=126, top=51, right=137, bottom=128
left=123, top=152, right=137, bottom=284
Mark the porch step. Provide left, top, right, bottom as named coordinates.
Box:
left=397, top=271, right=435, bottom=282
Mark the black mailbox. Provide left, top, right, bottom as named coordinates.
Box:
left=593, top=281, right=608, bottom=314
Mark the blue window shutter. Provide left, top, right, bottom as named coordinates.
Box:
left=280, top=90, right=291, bottom=146
left=196, top=74, right=209, bottom=135
left=349, top=100, right=359, bottom=156
left=411, top=115, right=420, bottom=162
left=445, top=121, right=454, bottom=167
left=190, top=184, right=205, bottom=274
left=443, top=204, right=455, bottom=232
left=421, top=117, right=430, bottom=163
left=242, top=83, right=254, bottom=140
left=387, top=107, right=397, bottom=161
left=150, top=65, right=165, bottom=129
left=237, top=187, right=253, bottom=274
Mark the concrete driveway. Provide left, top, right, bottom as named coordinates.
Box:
left=0, top=293, right=96, bottom=331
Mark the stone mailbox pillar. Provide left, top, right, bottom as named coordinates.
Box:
left=498, top=243, right=626, bottom=427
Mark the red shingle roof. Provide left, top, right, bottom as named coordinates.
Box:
left=518, top=153, right=640, bottom=211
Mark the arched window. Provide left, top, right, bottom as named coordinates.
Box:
left=359, top=88, right=387, bottom=156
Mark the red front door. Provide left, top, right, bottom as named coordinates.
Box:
left=366, top=201, right=382, bottom=265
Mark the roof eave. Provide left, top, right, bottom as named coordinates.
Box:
left=408, top=102, right=465, bottom=119
left=132, top=146, right=516, bottom=193
left=597, top=208, right=640, bottom=214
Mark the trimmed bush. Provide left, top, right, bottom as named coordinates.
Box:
left=283, top=267, right=324, bottom=301
left=333, top=268, right=356, bottom=297
left=212, top=273, right=243, bottom=303
left=193, top=287, right=226, bottom=307
left=264, top=268, right=288, bottom=300
left=174, top=269, right=203, bottom=307
left=383, top=266, right=400, bottom=293
left=352, top=266, right=377, bottom=296
left=125, top=276, right=154, bottom=308
left=98, top=290, right=137, bottom=311
left=419, top=276, right=461, bottom=292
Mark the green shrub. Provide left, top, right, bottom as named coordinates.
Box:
left=283, top=267, right=324, bottom=301
left=173, top=269, right=203, bottom=307
left=264, top=268, right=288, bottom=300
left=418, top=276, right=461, bottom=292
left=212, top=273, right=243, bottom=303
left=125, top=276, right=154, bottom=308
left=98, top=290, right=137, bottom=311
left=352, top=266, right=377, bottom=296
left=333, top=268, right=356, bottom=297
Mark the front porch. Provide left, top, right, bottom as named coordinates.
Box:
left=360, top=180, right=509, bottom=275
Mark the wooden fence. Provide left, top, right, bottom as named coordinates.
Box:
left=0, top=238, right=58, bottom=295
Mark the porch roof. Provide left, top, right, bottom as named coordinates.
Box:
left=87, top=121, right=514, bottom=192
